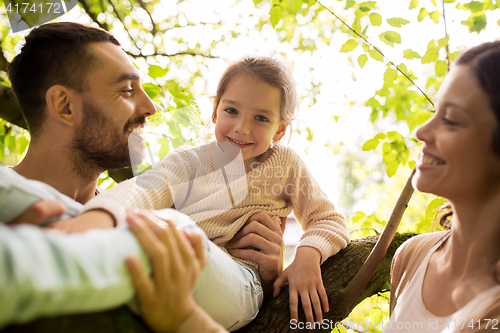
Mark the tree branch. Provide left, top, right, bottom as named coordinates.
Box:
left=107, top=0, right=141, bottom=52
left=315, top=0, right=434, bottom=108
left=1, top=233, right=416, bottom=333
left=135, top=0, right=158, bottom=35
left=441, top=0, right=451, bottom=72
left=77, top=0, right=111, bottom=31
left=125, top=50, right=218, bottom=59
left=0, top=85, right=27, bottom=129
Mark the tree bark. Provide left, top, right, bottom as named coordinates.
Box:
left=1, top=232, right=416, bottom=333
left=0, top=85, right=26, bottom=130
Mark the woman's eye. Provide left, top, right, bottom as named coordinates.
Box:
left=255, top=115, right=268, bottom=122
left=225, top=108, right=238, bottom=114
left=442, top=117, right=458, bottom=126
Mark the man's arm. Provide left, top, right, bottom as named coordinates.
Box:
left=0, top=223, right=151, bottom=328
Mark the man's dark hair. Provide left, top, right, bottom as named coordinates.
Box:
left=7, top=22, right=120, bottom=137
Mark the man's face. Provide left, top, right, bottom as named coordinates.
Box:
left=71, top=42, right=156, bottom=173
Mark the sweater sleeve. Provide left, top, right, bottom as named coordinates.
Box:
left=285, top=147, right=350, bottom=264
left=81, top=146, right=194, bottom=225
left=0, top=223, right=151, bottom=328
left=176, top=306, right=227, bottom=333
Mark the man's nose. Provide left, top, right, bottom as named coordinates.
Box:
left=137, top=88, right=157, bottom=118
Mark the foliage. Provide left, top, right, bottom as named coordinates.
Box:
left=1, top=0, right=499, bottom=329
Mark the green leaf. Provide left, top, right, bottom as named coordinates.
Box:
left=358, top=54, right=368, bottom=69
left=403, top=48, right=421, bottom=59
left=418, top=7, right=429, bottom=22
left=142, top=83, right=161, bottom=99
left=351, top=211, right=366, bottom=224
left=387, top=17, right=410, bottom=27
left=148, top=65, right=168, bottom=79
left=345, top=0, right=355, bottom=10
left=421, top=40, right=439, bottom=64
left=369, top=13, right=382, bottom=26
left=429, top=10, right=440, bottom=23
left=340, top=39, right=358, bottom=53
left=253, top=0, right=263, bottom=5
left=369, top=48, right=383, bottom=62
left=387, top=131, right=403, bottom=142
left=362, top=43, right=370, bottom=52
left=359, top=1, right=376, bottom=11
left=437, top=36, right=449, bottom=49
left=379, top=36, right=392, bottom=47
left=383, top=67, right=398, bottom=84
left=362, top=138, right=379, bottom=151
left=386, top=161, right=399, bottom=177
left=435, top=60, right=447, bottom=77
left=409, top=160, right=416, bottom=169
left=382, top=142, right=392, bottom=154
left=370, top=307, right=383, bottom=325
left=270, top=5, right=283, bottom=28
left=16, top=136, right=29, bottom=154
left=383, top=31, right=401, bottom=44
left=409, top=0, right=419, bottom=9
left=461, top=13, right=487, bottom=33
left=498, top=18, right=500, bottom=27
left=465, top=1, right=484, bottom=13
left=424, top=197, right=446, bottom=222
left=375, top=133, right=386, bottom=139
left=444, top=0, right=455, bottom=2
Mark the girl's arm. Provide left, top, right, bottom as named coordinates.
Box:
left=274, top=147, right=350, bottom=325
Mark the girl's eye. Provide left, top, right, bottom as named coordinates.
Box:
left=255, top=115, right=268, bottom=122
left=225, top=108, right=238, bottom=115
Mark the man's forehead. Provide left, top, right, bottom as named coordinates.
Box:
left=87, top=42, right=141, bottom=83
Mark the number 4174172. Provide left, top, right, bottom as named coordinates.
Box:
left=5, top=2, right=63, bottom=14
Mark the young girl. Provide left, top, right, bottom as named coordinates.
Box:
left=78, top=56, right=350, bottom=328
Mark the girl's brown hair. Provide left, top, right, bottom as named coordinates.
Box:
left=212, top=55, right=298, bottom=126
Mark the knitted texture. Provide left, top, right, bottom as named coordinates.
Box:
left=82, top=143, right=349, bottom=267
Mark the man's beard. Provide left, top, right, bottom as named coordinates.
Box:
left=71, top=100, right=146, bottom=178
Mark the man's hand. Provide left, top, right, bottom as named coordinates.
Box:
left=10, top=200, right=66, bottom=225
left=225, top=211, right=285, bottom=298
left=45, top=210, right=115, bottom=233
left=125, top=210, right=206, bottom=333
left=273, top=246, right=328, bottom=326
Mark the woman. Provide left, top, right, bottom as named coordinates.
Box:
left=389, top=41, right=500, bottom=332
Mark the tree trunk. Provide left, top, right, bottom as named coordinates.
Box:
left=1, top=232, right=416, bottom=333
left=0, top=85, right=26, bottom=130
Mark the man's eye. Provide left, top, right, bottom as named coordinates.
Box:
left=225, top=108, right=237, bottom=114
left=255, top=115, right=268, bottom=122
left=122, top=89, right=133, bottom=95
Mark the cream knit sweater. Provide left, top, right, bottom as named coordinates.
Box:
left=82, top=143, right=349, bottom=266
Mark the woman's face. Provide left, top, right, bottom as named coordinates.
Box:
left=412, top=65, right=500, bottom=202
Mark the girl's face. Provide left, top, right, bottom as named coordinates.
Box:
left=413, top=65, right=500, bottom=202
left=213, top=73, right=287, bottom=160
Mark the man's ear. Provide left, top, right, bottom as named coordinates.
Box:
left=273, top=121, right=289, bottom=141
left=45, top=85, right=78, bottom=127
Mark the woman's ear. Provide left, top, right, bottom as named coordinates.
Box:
left=45, top=85, right=78, bottom=127
left=273, top=121, right=289, bottom=141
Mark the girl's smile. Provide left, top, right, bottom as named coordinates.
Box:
left=213, top=73, right=287, bottom=161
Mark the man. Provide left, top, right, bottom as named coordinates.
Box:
left=1, top=22, right=283, bottom=331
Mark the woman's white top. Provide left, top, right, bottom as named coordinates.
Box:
left=386, top=237, right=500, bottom=332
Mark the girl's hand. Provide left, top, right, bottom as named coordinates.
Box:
left=125, top=210, right=206, bottom=333
left=273, top=246, right=329, bottom=325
